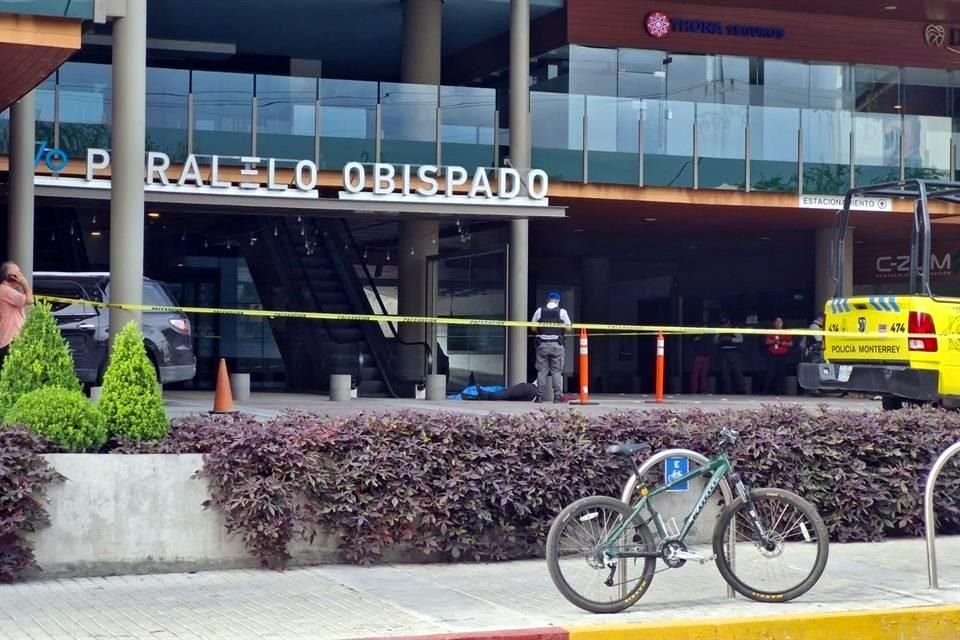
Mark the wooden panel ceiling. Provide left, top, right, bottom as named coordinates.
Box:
left=0, top=15, right=81, bottom=112
left=0, top=43, right=73, bottom=111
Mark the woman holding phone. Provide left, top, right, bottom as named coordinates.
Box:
left=0, top=262, right=34, bottom=367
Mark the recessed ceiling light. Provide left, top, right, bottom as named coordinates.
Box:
left=90, top=231, right=101, bottom=237
left=147, top=211, right=160, bottom=218
left=894, top=104, right=903, bottom=110
left=644, top=217, right=657, bottom=222
left=884, top=5, right=897, bottom=10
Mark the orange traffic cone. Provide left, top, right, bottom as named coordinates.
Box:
left=211, top=358, right=237, bottom=414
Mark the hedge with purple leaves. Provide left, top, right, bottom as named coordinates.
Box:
left=0, top=427, right=63, bottom=583
left=113, top=405, right=960, bottom=569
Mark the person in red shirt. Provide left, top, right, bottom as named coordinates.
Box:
left=0, top=262, right=34, bottom=367
left=763, top=316, right=793, bottom=396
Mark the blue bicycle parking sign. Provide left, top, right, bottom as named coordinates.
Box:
left=665, top=456, right=689, bottom=492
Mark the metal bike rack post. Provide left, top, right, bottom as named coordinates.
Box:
left=620, top=449, right=737, bottom=599
left=924, top=440, right=960, bottom=589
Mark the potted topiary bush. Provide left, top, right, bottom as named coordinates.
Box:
left=0, top=302, right=82, bottom=417
left=4, top=386, right=106, bottom=453
left=98, top=321, right=169, bottom=442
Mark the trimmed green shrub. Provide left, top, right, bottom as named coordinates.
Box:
left=5, top=387, right=106, bottom=452
left=98, top=322, right=168, bottom=442
left=0, top=302, right=82, bottom=416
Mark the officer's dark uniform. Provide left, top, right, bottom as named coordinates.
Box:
left=532, top=294, right=570, bottom=403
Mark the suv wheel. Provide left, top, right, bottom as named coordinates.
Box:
left=881, top=396, right=904, bottom=411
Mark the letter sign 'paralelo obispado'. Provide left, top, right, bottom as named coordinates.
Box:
left=339, top=162, right=550, bottom=207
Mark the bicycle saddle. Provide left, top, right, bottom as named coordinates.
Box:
left=606, top=442, right=651, bottom=457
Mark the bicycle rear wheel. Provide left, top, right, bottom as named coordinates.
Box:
left=713, top=488, right=829, bottom=602
left=546, top=495, right=656, bottom=614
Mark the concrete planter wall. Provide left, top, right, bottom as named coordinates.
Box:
left=31, top=454, right=337, bottom=578
left=30, top=454, right=721, bottom=579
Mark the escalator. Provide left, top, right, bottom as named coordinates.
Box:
left=243, top=216, right=426, bottom=397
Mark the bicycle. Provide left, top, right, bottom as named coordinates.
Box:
left=545, top=427, right=830, bottom=614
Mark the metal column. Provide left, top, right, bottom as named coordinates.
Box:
left=109, top=0, right=147, bottom=335
left=507, top=0, right=531, bottom=386
left=692, top=123, right=699, bottom=189
left=9, top=91, right=36, bottom=283
left=397, top=0, right=442, bottom=389
left=797, top=129, right=804, bottom=196
left=744, top=126, right=751, bottom=193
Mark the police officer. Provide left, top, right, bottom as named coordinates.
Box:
left=531, top=292, right=572, bottom=403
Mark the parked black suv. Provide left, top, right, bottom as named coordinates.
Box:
left=33, top=272, right=197, bottom=386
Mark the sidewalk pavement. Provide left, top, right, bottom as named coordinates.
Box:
left=162, top=390, right=878, bottom=420
left=1, top=537, right=958, bottom=639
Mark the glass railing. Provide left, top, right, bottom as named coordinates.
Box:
left=318, top=79, right=377, bottom=170
left=750, top=105, right=799, bottom=192
left=531, top=92, right=584, bottom=183
left=531, top=91, right=954, bottom=195
left=1, top=61, right=955, bottom=197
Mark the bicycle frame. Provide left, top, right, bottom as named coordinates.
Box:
left=602, top=454, right=733, bottom=559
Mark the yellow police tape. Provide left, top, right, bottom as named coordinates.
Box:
left=33, top=295, right=956, bottom=341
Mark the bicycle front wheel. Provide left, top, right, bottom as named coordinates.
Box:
left=713, top=488, right=829, bottom=602
left=546, top=495, right=656, bottom=614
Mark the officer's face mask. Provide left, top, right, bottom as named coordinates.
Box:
left=546, top=301, right=559, bottom=309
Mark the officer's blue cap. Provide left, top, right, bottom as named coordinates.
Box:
left=547, top=292, right=561, bottom=300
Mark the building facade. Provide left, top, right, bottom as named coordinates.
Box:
left=4, top=0, right=960, bottom=396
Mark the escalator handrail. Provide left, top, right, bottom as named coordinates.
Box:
left=338, top=220, right=434, bottom=378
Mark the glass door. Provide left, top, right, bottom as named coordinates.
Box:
left=427, top=248, right=507, bottom=392
left=164, top=269, right=221, bottom=389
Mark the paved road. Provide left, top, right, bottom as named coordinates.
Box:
left=1, top=537, right=957, bottom=639
left=163, top=390, right=879, bottom=420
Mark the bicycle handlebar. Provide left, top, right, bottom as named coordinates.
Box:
left=717, top=427, right=739, bottom=449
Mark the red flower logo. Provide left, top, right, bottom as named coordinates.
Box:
left=646, top=11, right=671, bottom=38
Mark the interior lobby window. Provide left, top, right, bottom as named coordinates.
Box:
left=530, top=46, right=570, bottom=93
left=617, top=49, right=666, bottom=100
left=809, top=62, right=852, bottom=111
left=760, top=59, right=808, bottom=108
left=667, top=54, right=749, bottom=104
left=902, top=67, right=949, bottom=117
left=855, top=65, right=902, bottom=113
left=569, top=45, right=617, bottom=96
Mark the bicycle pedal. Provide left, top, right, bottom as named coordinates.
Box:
left=674, top=550, right=708, bottom=563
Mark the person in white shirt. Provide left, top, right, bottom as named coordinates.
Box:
left=530, top=292, right=572, bottom=403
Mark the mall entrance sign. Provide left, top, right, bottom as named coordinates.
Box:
left=85, top=149, right=325, bottom=195
left=339, top=162, right=550, bottom=207
left=68, top=149, right=549, bottom=207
